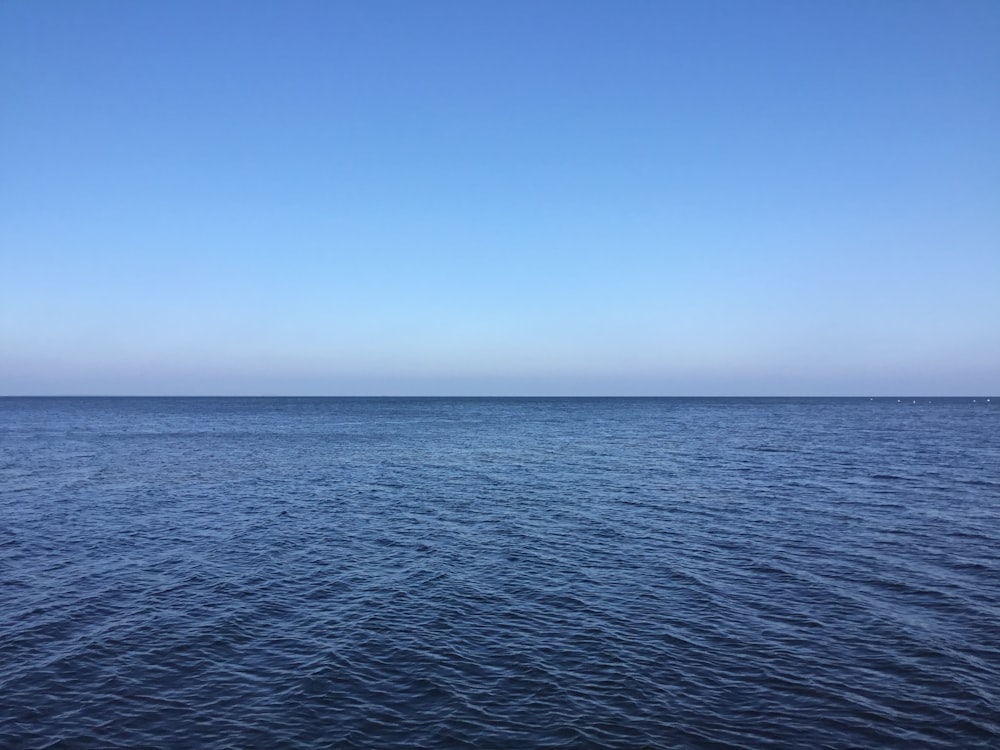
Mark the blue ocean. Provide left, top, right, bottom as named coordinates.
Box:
left=1, top=397, right=998, bottom=748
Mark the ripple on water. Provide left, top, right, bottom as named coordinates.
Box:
left=1, top=397, right=998, bottom=748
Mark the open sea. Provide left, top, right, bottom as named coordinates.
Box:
left=1, top=396, right=998, bottom=748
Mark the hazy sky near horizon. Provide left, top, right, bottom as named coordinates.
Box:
left=2, top=1, right=998, bottom=395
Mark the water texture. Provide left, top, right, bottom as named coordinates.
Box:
left=1, top=397, right=998, bottom=748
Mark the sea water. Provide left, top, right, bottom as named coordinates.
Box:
left=1, top=397, right=998, bottom=748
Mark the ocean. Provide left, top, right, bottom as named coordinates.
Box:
left=1, top=397, right=998, bottom=748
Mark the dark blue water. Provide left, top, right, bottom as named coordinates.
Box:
left=2, top=397, right=998, bottom=748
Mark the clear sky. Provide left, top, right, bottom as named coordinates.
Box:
left=2, top=0, right=997, bottom=395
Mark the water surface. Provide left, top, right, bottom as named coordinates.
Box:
left=2, top=397, right=998, bottom=747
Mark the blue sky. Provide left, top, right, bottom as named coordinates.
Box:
left=2, top=0, right=997, bottom=395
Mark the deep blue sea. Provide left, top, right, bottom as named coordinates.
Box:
left=1, top=397, right=998, bottom=748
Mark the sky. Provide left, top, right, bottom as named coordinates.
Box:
left=1, top=0, right=998, bottom=396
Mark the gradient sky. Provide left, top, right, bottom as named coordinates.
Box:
left=2, top=0, right=998, bottom=395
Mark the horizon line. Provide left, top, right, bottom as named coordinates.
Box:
left=0, top=394, right=994, bottom=400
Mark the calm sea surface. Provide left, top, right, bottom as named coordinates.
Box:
left=1, top=397, right=998, bottom=748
